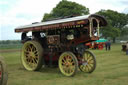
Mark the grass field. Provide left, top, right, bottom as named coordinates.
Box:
left=0, top=44, right=128, bottom=85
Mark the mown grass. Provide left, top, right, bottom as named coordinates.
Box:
left=0, top=44, right=128, bottom=85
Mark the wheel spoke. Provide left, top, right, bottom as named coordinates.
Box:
left=32, top=58, right=37, bottom=64
left=88, top=59, right=94, bottom=64
left=80, top=65, right=87, bottom=72
left=81, top=65, right=86, bottom=72
left=86, top=54, right=91, bottom=60
left=87, top=64, right=93, bottom=70
left=87, top=65, right=91, bottom=71
left=62, top=58, right=66, bottom=63
left=27, top=45, right=32, bottom=51
left=31, top=45, right=35, bottom=51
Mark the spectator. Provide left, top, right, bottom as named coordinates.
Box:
left=108, top=40, right=111, bottom=50
left=126, top=42, right=128, bottom=55
left=105, top=41, right=107, bottom=51
left=105, top=40, right=111, bottom=51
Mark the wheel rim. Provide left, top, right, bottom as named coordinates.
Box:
left=79, top=51, right=96, bottom=73
left=59, top=52, right=78, bottom=76
left=0, top=62, right=3, bottom=84
left=22, top=41, right=41, bottom=71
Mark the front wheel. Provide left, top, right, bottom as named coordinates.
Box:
left=58, top=52, right=78, bottom=76
left=79, top=50, right=96, bottom=73
left=21, top=41, right=43, bottom=71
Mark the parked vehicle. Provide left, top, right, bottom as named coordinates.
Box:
left=86, top=39, right=107, bottom=50
left=120, top=41, right=127, bottom=51
left=15, top=14, right=107, bottom=76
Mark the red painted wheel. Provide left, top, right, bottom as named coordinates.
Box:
left=98, top=44, right=103, bottom=50
left=0, top=61, right=3, bottom=84
left=0, top=56, right=8, bottom=85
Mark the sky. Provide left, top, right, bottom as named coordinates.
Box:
left=0, top=0, right=128, bottom=40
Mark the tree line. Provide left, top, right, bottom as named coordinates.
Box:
left=0, top=40, right=21, bottom=44
left=42, top=0, right=128, bottom=43
left=97, top=10, right=128, bottom=43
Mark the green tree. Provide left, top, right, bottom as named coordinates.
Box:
left=97, top=9, right=128, bottom=43
left=42, top=0, right=89, bottom=21
left=121, top=26, right=128, bottom=36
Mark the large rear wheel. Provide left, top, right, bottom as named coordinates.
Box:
left=59, top=52, right=78, bottom=76
left=79, top=50, right=96, bottom=73
left=21, top=41, right=43, bottom=71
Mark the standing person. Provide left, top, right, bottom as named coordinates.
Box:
left=126, top=42, right=128, bottom=55
left=105, top=41, right=108, bottom=51
left=108, top=40, right=111, bottom=50
left=105, top=40, right=111, bottom=51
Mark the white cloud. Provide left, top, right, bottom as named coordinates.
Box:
left=1, top=0, right=62, bottom=26
left=69, top=0, right=128, bottom=13
left=0, top=0, right=61, bottom=40
left=0, top=1, right=8, bottom=5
